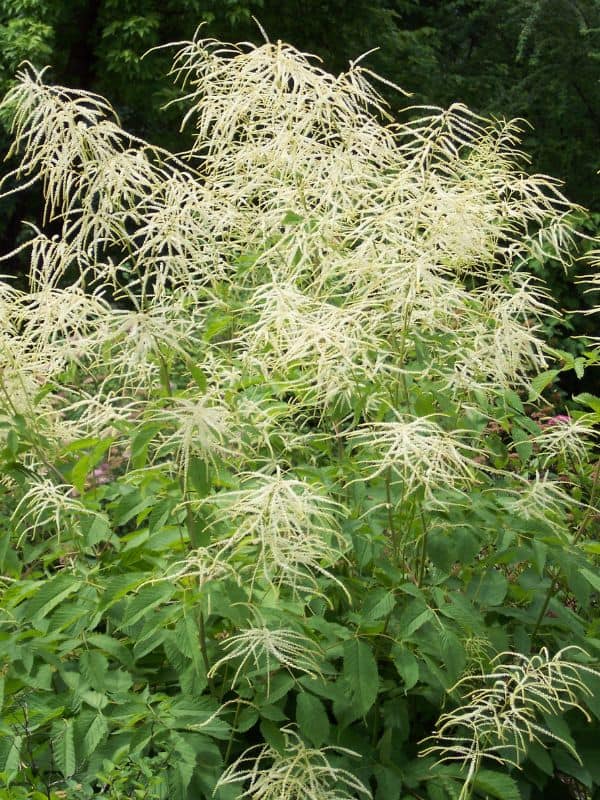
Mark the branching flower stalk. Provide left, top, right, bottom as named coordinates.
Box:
left=151, top=343, right=204, bottom=551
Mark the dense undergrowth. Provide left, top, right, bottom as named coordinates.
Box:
left=0, top=27, right=599, bottom=800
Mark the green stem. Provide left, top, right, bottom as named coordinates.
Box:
left=416, top=504, right=429, bottom=588
left=385, top=466, right=398, bottom=560
left=224, top=699, right=242, bottom=764
left=399, top=494, right=417, bottom=578
left=574, top=459, right=600, bottom=545
left=156, top=347, right=173, bottom=399
left=156, top=345, right=202, bottom=548
left=390, top=307, right=412, bottom=411
left=531, top=570, right=559, bottom=642
left=198, top=610, right=217, bottom=697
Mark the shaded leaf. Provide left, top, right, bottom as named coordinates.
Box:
left=473, top=769, right=521, bottom=800
left=343, top=638, right=379, bottom=718
left=82, top=714, right=108, bottom=760
left=391, top=645, right=419, bottom=690
left=53, top=719, right=76, bottom=778
left=296, top=692, right=330, bottom=746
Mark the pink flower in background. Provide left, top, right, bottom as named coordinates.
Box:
left=91, top=463, right=111, bottom=484
left=544, top=414, right=571, bottom=426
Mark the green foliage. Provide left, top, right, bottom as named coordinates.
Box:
left=0, top=29, right=599, bottom=800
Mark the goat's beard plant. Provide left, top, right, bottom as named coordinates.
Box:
left=0, top=27, right=598, bottom=800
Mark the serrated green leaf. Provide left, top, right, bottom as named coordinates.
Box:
left=580, top=567, right=600, bottom=592
left=343, top=638, right=379, bottom=718
left=543, top=712, right=577, bottom=754
left=296, top=692, right=330, bottom=746
left=122, top=583, right=173, bottom=627
left=281, top=210, right=304, bottom=225
left=82, top=714, right=108, bottom=759
left=470, top=569, right=508, bottom=607
left=168, top=759, right=194, bottom=800
left=0, top=735, right=21, bottom=776
left=0, top=528, right=9, bottom=571
left=26, top=574, right=81, bottom=623
left=99, top=572, right=148, bottom=607
left=503, top=389, right=524, bottom=414
left=391, top=645, right=419, bottom=690
left=82, top=513, right=112, bottom=547
left=168, top=697, right=229, bottom=738
left=414, top=391, right=437, bottom=417
left=362, top=589, right=395, bottom=620
left=80, top=651, right=108, bottom=690
left=178, top=614, right=205, bottom=680
left=236, top=706, right=259, bottom=733
left=438, top=593, right=484, bottom=633
left=133, top=625, right=167, bottom=659
left=53, top=719, right=76, bottom=778
left=259, top=704, right=287, bottom=721
left=164, top=630, right=190, bottom=672
left=188, top=456, right=211, bottom=496
left=147, top=496, right=176, bottom=533
left=187, top=361, right=208, bottom=391
left=104, top=668, right=132, bottom=695
left=70, top=454, right=92, bottom=495
left=528, top=369, right=559, bottom=399
left=204, top=312, right=233, bottom=341
left=80, top=690, right=109, bottom=711
left=403, top=608, right=434, bottom=639
left=86, top=634, right=133, bottom=668
left=131, top=424, right=161, bottom=468
left=111, top=487, right=152, bottom=526
left=527, top=740, right=553, bottom=775
left=260, top=719, right=287, bottom=753
left=426, top=531, right=456, bottom=572
left=574, top=392, right=600, bottom=413
left=473, top=769, right=521, bottom=800
left=374, top=764, right=401, bottom=800
left=6, top=428, right=18, bottom=457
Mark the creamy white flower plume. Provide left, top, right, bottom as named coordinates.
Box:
left=216, top=724, right=372, bottom=800
left=348, top=414, right=480, bottom=501
left=530, top=414, right=598, bottom=470
left=421, top=648, right=599, bottom=800
left=207, top=606, right=324, bottom=694
left=11, top=477, right=105, bottom=546
left=206, top=469, right=348, bottom=599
